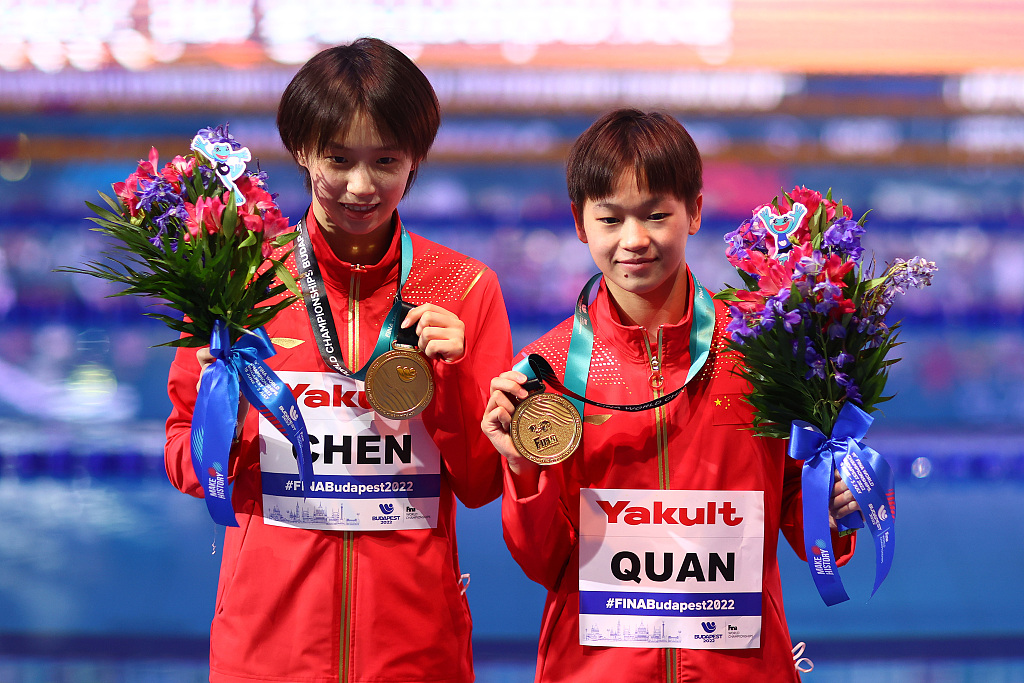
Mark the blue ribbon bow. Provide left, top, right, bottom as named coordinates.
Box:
left=789, top=402, right=895, bottom=606
left=190, top=321, right=313, bottom=526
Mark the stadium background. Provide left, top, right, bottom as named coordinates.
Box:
left=1, top=1, right=1023, bottom=680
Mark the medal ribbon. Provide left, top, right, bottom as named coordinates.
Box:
left=789, top=402, right=895, bottom=606
left=295, top=216, right=414, bottom=380
left=514, top=272, right=715, bottom=413
left=191, top=321, right=313, bottom=526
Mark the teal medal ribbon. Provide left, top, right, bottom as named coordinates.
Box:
left=295, top=216, right=416, bottom=380
left=514, top=273, right=716, bottom=413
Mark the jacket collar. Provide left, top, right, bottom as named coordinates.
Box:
left=305, top=206, right=403, bottom=293
left=589, top=268, right=696, bottom=367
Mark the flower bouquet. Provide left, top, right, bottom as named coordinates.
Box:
left=59, top=125, right=313, bottom=527
left=65, top=125, right=298, bottom=347
left=715, top=186, right=936, bottom=605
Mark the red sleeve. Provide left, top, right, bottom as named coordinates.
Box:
left=780, top=453, right=857, bottom=566
left=164, top=345, right=204, bottom=497
left=424, top=269, right=511, bottom=509
left=500, top=461, right=578, bottom=592
left=164, top=343, right=250, bottom=498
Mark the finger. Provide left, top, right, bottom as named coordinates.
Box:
left=422, top=338, right=465, bottom=362
left=834, top=502, right=860, bottom=520
left=490, top=376, right=530, bottom=400
left=490, top=392, right=518, bottom=420
left=197, top=347, right=215, bottom=367
left=413, top=308, right=459, bottom=332
left=400, top=304, right=428, bottom=329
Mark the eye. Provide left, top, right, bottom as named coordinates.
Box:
left=326, top=156, right=348, bottom=164
left=596, top=216, right=621, bottom=225
left=377, top=156, right=398, bottom=165
left=648, top=212, right=670, bottom=221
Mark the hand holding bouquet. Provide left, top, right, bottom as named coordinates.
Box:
left=715, top=186, right=936, bottom=605
left=61, top=126, right=312, bottom=526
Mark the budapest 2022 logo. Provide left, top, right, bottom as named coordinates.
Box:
left=372, top=502, right=400, bottom=525
left=695, top=620, right=722, bottom=643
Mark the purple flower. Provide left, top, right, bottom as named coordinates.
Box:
left=822, top=218, right=865, bottom=260
left=794, top=249, right=824, bottom=279
left=765, top=296, right=805, bottom=334
left=833, top=350, right=854, bottom=367
left=835, top=372, right=862, bottom=404
left=804, top=341, right=827, bottom=380
left=195, top=124, right=242, bottom=150
left=724, top=218, right=770, bottom=262
left=726, top=308, right=757, bottom=341
left=137, top=177, right=183, bottom=214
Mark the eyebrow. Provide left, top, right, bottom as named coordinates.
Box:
left=593, top=197, right=669, bottom=210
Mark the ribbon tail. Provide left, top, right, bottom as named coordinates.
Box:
left=237, top=357, right=314, bottom=496
left=836, top=445, right=896, bottom=598
left=191, top=360, right=240, bottom=527
left=801, top=451, right=850, bottom=606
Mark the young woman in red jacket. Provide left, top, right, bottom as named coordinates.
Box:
left=165, top=38, right=512, bottom=683
left=482, top=109, right=859, bottom=682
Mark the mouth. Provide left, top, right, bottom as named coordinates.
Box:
left=342, top=203, right=378, bottom=214
left=617, top=257, right=656, bottom=266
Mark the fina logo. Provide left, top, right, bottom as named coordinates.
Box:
left=379, top=503, right=394, bottom=514
left=701, top=621, right=717, bottom=634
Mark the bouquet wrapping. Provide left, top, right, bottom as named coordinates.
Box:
left=61, top=126, right=314, bottom=526
left=715, top=186, right=936, bottom=605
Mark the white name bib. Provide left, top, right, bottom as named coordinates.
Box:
left=259, top=371, right=441, bottom=531
left=579, top=489, right=764, bottom=649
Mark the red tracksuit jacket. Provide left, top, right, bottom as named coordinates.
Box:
left=501, top=272, right=855, bottom=683
left=165, top=212, right=511, bottom=683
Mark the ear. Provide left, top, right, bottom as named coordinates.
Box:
left=571, top=203, right=588, bottom=243
left=688, top=193, right=703, bottom=236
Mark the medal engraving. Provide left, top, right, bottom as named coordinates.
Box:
left=365, top=347, right=434, bottom=419
left=511, top=392, right=582, bottom=465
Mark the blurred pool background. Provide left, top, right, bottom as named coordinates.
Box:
left=2, top=1, right=1024, bottom=681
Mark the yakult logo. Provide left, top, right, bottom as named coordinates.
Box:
left=288, top=383, right=372, bottom=410
left=597, top=499, right=743, bottom=526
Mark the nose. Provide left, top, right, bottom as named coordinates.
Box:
left=347, top=164, right=375, bottom=197
left=620, top=217, right=651, bottom=251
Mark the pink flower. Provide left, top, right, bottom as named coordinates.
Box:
left=234, top=174, right=276, bottom=216
left=160, top=155, right=194, bottom=192
left=241, top=213, right=264, bottom=233
left=113, top=173, right=143, bottom=217
left=819, top=254, right=855, bottom=284
left=260, top=208, right=291, bottom=257
left=732, top=289, right=767, bottom=314
left=184, top=196, right=225, bottom=240
left=786, top=186, right=822, bottom=219
left=136, top=147, right=159, bottom=178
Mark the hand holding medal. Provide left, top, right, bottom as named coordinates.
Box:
left=485, top=273, right=715, bottom=468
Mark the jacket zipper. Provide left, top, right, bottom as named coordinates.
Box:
left=340, top=265, right=364, bottom=682
left=641, top=327, right=670, bottom=491
left=644, top=327, right=677, bottom=682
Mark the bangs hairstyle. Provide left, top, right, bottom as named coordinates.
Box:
left=277, top=38, right=440, bottom=192
left=567, top=109, right=702, bottom=214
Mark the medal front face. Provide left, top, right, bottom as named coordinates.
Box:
left=511, top=392, right=582, bottom=465
left=365, top=348, right=434, bottom=419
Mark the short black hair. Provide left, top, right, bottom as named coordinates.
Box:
left=277, top=37, right=441, bottom=193
left=567, top=108, right=702, bottom=214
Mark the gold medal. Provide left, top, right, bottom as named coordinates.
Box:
left=510, top=392, right=582, bottom=465
left=365, top=345, right=434, bottom=419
